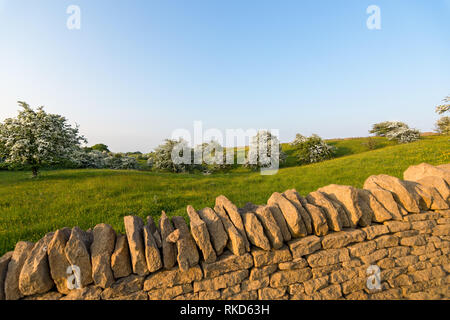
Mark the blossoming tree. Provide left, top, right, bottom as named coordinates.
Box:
left=0, top=101, right=86, bottom=177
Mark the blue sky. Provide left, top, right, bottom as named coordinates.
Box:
left=0, top=0, right=449, bottom=152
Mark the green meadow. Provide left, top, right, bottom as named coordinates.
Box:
left=0, top=135, right=448, bottom=255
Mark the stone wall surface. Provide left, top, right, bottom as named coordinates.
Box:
left=1, top=162, right=449, bottom=300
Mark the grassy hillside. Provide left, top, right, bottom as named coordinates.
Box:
left=0, top=135, right=448, bottom=255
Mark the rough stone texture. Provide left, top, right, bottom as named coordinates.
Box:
left=47, top=228, right=72, bottom=294
left=60, top=286, right=102, bottom=300
left=18, top=232, right=55, bottom=296
left=91, top=223, right=116, bottom=288
left=198, top=207, right=228, bottom=255
left=124, top=216, right=149, bottom=276
left=321, top=229, right=366, bottom=249
left=251, top=246, right=292, bottom=268
left=101, top=274, right=144, bottom=300
left=364, top=175, right=421, bottom=213
left=306, top=191, right=349, bottom=231
left=318, top=184, right=372, bottom=227
left=253, top=205, right=284, bottom=249
left=267, top=192, right=307, bottom=237
left=214, top=205, right=246, bottom=256
left=267, top=205, right=292, bottom=242
left=143, top=265, right=203, bottom=291
left=301, top=201, right=329, bottom=236
left=288, top=235, right=322, bottom=259
left=4, top=241, right=34, bottom=300
left=64, top=227, right=94, bottom=288
left=0, top=251, right=13, bottom=300
left=187, top=205, right=217, bottom=263
left=143, top=225, right=163, bottom=272
left=215, top=195, right=250, bottom=251
left=159, top=211, right=177, bottom=269
left=3, top=162, right=450, bottom=301
left=358, top=189, right=393, bottom=222
left=283, top=189, right=313, bottom=234
left=202, top=251, right=253, bottom=278
left=170, top=216, right=199, bottom=271
left=241, top=211, right=271, bottom=250
left=415, top=176, right=450, bottom=202
left=146, top=216, right=162, bottom=248
left=365, top=187, right=405, bottom=220
left=111, top=234, right=132, bottom=279
left=404, top=162, right=450, bottom=185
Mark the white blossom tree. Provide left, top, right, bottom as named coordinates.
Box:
left=0, top=101, right=86, bottom=177
left=436, top=95, right=450, bottom=115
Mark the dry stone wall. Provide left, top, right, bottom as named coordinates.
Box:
left=0, top=162, right=449, bottom=300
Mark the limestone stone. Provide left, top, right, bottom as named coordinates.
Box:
left=202, top=251, right=253, bottom=278
left=4, top=241, right=34, bottom=300
left=269, top=268, right=312, bottom=287
left=47, top=229, right=72, bottom=294
left=193, top=269, right=248, bottom=292
left=251, top=246, right=292, bottom=268
left=400, top=235, right=426, bottom=246
left=159, top=211, right=177, bottom=269
left=348, top=241, right=376, bottom=258
left=143, top=265, right=203, bottom=291
left=300, top=202, right=329, bottom=236
left=198, top=207, right=228, bottom=255
left=90, top=223, right=116, bottom=288
left=363, top=174, right=421, bottom=213
left=187, top=205, right=217, bottom=263
left=404, top=162, right=450, bottom=185
left=198, top=290, right=221, bottom=300
left=241, top=276, right=269, bottom=291
left=170, top=216, right=199, bottom=271
left=22, top=291, right=62, bottom=300
left=362, top=224, right=390, bottom=240
left=374, top=235, right=399, bottom=249
left=306, top=191, right=348, bottom=231
left=146, top=216, right=162, bottom=248
left=341, top=277, right=366, bottom=295
left=60, top=285, right=102, bottom=300
left=143, top=225, right=163, bottom=272
left=221, top=285, right=241, bottom=299
left=359, top=248, right=388, bottom=264
left=364, top=187, right=404, bottom=220
left=253, top=205, right=284, bottom=249
left=228, top=290, right=258, bottom=300
left=288, top=235, right=322, bottom=259
left=111, top=234, right=132, bottom=279
left=268, top=192, right=307, bottom=237
left=249, top=264, right=278, bottom=281
left=318, top=184, right=372, bottom=227
left=278, top=258, right=308, bottom=270
left=124, top=216, right=149, bottom=276
left=283, top=189, right=313, bottom=234
left=303, top=276, right=329, bottom=295
left=384, top=220, right=411, bottom=233
left=321, top=229, right=366, bottom=249
left=214, top=205, right=246, bottom=256
left=241, top=211, right=271, bottom=250
left=403, top=180, right=448, bottom=210
left=64, top=227, right=93, bottom=288
left=416, top=176, right=450, bottom=202
left=18, top=232, right=55, bottom=296
left=388, top=246, right=411, bottom=258
left=0, top=251, right=13, bottom=300
left=215, top=195, right=250, bottom=251
left=100, top=274, right=144, bottom=300
left=258, top=287, right=287, bottom=300
left=330, top=268, right=357, bottom=284
left=358, top=189, right=393, bottom=222
left=266, top=205, right=291, bottom=241
left=306, top=248, right=350, bottom=268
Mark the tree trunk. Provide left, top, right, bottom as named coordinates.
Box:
left=31, top=166, right=39, bottom=178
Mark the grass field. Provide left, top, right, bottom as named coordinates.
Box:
left=0, top=135, right=448, bottom=255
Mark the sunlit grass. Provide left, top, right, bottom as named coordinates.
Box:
left=0, top=135, right=448, bottom=255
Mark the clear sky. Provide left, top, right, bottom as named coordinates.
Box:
left=0, top=0, right=449, bottom=152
